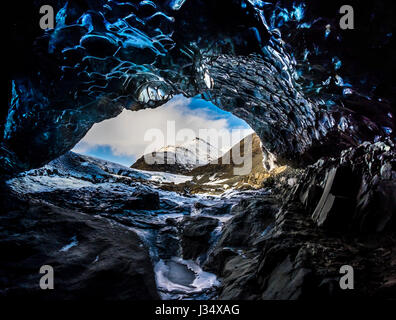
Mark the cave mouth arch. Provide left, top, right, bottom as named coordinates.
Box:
left=3, top=0, right=393, bottom=177
left=3, top=0, right=314, bottom=176
left=72, top=94, right=257, bottom=170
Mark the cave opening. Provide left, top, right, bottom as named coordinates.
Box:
left=73, top=95, right=253, bottom=168
left=68, top=94, right=281, bottom=194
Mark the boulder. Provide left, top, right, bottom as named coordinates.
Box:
left=204, top=141, right=396, bottom=300
left=0, top=192, right=159, bottom=300
left=179, top=216, right=219, bottom=261
left=297, top=140, right=396, bottom=232
left=124, top=190, right=160, bottom=210
left=156, top=226, right=180, bottom=259
left=311, top=166, right=358, bottom=230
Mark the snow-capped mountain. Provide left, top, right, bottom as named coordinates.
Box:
left=131, top=137, right=221, bottom=174
left=188, top=133, right=271, bottom=193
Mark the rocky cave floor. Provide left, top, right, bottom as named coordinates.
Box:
left=1, top=140, right=395, bottom=300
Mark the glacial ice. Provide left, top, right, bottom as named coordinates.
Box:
left=5, top=0, right=393, bottom=175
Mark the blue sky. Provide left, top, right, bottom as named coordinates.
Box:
left=74, top=145, right=137, bottom=166
left=73, top=95, right=252, bottom=167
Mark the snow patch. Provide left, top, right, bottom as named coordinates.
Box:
left=154, top=257, right=220, bottom=299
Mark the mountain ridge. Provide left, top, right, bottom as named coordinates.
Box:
left=188, top=133, right=272, bottom=193
left=131, top=137, right=221, bottom=174
left=132, top=132, right=275, bottom=193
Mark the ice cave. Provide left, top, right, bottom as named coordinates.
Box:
left=2, top=0, right=395, bottom=301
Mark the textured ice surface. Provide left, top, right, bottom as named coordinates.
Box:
left=155, top=257, right=220, bottom=299
left=4, top=1, right=393, bottom=175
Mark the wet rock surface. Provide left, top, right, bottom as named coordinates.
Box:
left=204, top=140, right=396, bottom=300
left=2, top=152, right=253, bottom=300
left=298, top=140, right=396, bottom=233
left=1, top=140, right=395, bottom=300
left=180, top=216, right=219, bottom=261
left=0, top=191, right=159, bottom=300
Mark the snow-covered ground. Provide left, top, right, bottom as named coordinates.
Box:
left=6, top=151, right=269, bottom=300
left=138, top=169, right=193, bottom=184
left=7, top=151, right=192, bottom=193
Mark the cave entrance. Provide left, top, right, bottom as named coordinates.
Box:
left=71, top=95, right=274, bottom=193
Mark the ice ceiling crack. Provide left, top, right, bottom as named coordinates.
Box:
left=3, top=0, right=394, bottom=176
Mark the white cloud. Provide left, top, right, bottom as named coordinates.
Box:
left=73, top=95, right=253, bottom=161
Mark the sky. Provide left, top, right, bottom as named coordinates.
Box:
left=72, top=95, right=253, bottom=167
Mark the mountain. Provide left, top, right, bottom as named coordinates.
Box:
left=132, top=133, right=279, bottom=193
left=131, top=137, right=220, bottom=174
left=188, top=133, right=275, bottom=193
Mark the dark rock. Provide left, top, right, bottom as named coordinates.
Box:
left=209, top=197, right=278, bottom=250
left=124, top=190, right=160, bottom=210
left=24, top=185, right=160, bottom=214
left=205, top=141, right=396, bottom=300
left=194, top=201, right=232, bottom=216
left=311, top=166, right=358, bottom=230
left=0, top=192, right=159, bottom=300
left=156, top=226, right=180, bottom=259
left=260, top=255, right=313, bottom=300
left=159, top=198, right=190, bottom=214
left=295, top=140, right=396, bottom=233
left=355, top=179, right=396, bottom=232
left=179, top=216, right=219, bottom=261
left=216, top=253, right=260, bottom=300
left=204, top=197, right=278, bottom=298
